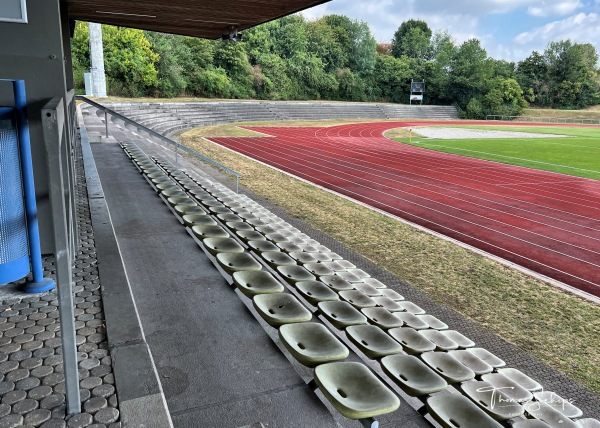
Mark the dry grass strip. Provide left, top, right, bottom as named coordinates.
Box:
left=181, top=125, right=600, bottom=394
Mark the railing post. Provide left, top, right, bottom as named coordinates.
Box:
left=42, top=97, right=82, bottom=415
left=104, top=110, right=109, bottom=138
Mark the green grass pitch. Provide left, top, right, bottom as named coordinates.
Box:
left=394, top=125, right=600, bottom=180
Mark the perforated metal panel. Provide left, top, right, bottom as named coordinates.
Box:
left=0, top=125, right=29, bottom=280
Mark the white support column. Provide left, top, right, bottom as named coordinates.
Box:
left=88, top=22, right=107, bottom=97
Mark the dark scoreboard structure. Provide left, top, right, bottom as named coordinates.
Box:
left=410, top=80, right=425, bottom=105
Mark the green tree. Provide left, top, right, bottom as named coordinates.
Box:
left=102, top=26, right=159, bottom=96
left=370, top=55, right=411, bottom=102
left=391, top=20, right=432, bottom=59
left=323, top=15, right=377, bottom=76
left=145, top=32, right=190, bottom=97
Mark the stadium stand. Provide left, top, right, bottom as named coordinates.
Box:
left=109, top=137, right=600, bottom=428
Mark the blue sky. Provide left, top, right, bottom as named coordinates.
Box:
left=301, top=0, right=600, bottom=62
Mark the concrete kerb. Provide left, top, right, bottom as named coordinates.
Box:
left=79, top=108, right=174, bottom=428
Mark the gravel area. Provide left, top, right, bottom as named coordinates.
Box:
left=0, top=139, right=120, bottom=427
left=412, top=126, right=566, bottom=139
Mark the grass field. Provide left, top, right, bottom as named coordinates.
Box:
left=180, top=122, right=600, bottom=395
left=390, top=125, right=600, bottom=180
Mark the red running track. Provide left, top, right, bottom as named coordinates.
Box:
left=208, top=121, right=600, bottom=298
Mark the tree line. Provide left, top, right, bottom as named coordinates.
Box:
left=71, top=16, right=600, bottom=118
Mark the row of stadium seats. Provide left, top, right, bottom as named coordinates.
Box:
left=119, top=141, right=599, bottom=428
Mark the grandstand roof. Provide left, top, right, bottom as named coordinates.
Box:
left=65, top=0, right=330, bottom=39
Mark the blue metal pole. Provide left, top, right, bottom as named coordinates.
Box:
left=13, top=80, right=55, bottom=293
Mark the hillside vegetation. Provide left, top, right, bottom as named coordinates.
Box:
left=72, top=16, right=600, bottom=119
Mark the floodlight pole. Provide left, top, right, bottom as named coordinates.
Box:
left=88, top=23, right=107, bottom=97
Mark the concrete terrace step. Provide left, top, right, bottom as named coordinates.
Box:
left=101, top=101, right=458, bottom=136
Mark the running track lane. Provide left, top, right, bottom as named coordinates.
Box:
left=208, top=121, right=600, bottom=297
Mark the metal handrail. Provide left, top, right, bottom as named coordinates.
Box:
left=76, top=96, right=241, bottom=192
left=486, top=114, right=600, bottom=125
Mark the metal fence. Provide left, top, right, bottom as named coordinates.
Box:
left=42, top=91, right=81, bottom=414
left=486, top=114, right=600, bottom=125
left=76, top=96, right=241, bottom=192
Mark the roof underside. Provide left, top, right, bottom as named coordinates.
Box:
left=65, top=0, right=330, bottom=39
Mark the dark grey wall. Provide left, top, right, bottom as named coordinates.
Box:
left=0, top=0, right=73, bottom=253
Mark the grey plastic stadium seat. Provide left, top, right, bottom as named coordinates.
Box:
left=417, top=314, right=447, bottom=330
left=396, top=312, right=429, bottom=330
left=318, top=301, right=368, bottom=328
left=461, top=380, right=524, bottom=420
left=512, top=421, right=552, bottom=428
left=247, top=240, right=280, bottom=252
left=442, top=330, right=475, bottom=348
left=207, top=205, right=232, bottom=215
left=388, top=327, right=436, bottom=354
left=361, top=308, right=404, bottom=329
left=261, top=251, right=297, bottom=268
left=346, top=325, right=405, bottom=358
left=295, top=281, right=339, bottom=305
left=255, top=225, right=278, bottom=235
left=481, top=373, right=533, bottom=403
left=182, top=214, right=216, bottom=227
left=278, top=322, right=349, bottom=366
left=320, top=275, right=354, bottom=291
left=361, top=277, right=386, bottom=289
left=467, top=348, right=505, bottom=368
left=303, top=263, right=335, bottom=277
left=161, top=189, right=187, bottom=198
left=155, top=182, right=180, bottom=192
left=497, top=368, right=542, bottom=392
left=227, top=221, right=254, bottom=232
left=233, top=271, right=285, bottom=298
left=381, top=355, right=447, bottom=396
left=253, top=293, right=312, bottom=327
left=421, top=351, right=475, bottom=383
left=347, top=268, right=370, bottom=280
left=236, top=230, right=267, bottom=242
left=420, top=329, right=459, bottom=351
left=533, top=392, right=582, bottom=418
left=447, top=350, right=493, bottom=375
left=323, top=251, right=343, bottom=261
left=321, top=261, right=349, bottom=272
left=379, top=289, right=404, bottom=301
left=174, top=204, right=201, bottom=216
left=276, top=265, right=316, bottom=284
left=290, top=251, right=317, bottom=264
left=354, top=283, right=382, bottom=297
left=191, top=224, right=229, bottom=240
left=277, top=242, right=304, bottom=253
left=396, top=301, right=426, bottom=314
left=372, top=296, right=406, bottom=312
left=426, top=394, right=504, bottom=428
left=314, top=362, right=401, bottom=420
left=216, top=252, right=262, bottom=274
left=309, top=252, right=334, bottom=263
left=202, top=237, right=245, bottom=255
left=339, top=290, right=377, bottom=309
left=167, top=196, right=195, bottom=207
left=265, top=232, right=290, bottom=243
left=218, top=213, right=244, bottom=223
left=523, top=402, right=579, bottom=428
left=335, top=260, right=357, bottom=270
left=335, top=271, right=363, bottom=283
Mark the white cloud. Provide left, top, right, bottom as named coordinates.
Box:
left=515, top=12, right=600, bottom=47
left=528, top=0, right=583, bottom=17
left=300, top=0, right=600, bottom=61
